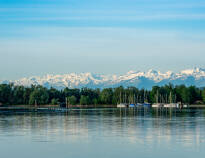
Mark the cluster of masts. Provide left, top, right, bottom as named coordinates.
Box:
left=119, top=91, right=149, bottom=104
left=155, top=91, right=177, bottom=104
left=117, top=91, right=151, bottom=108
left=152, top=91, right=188, bottom=108
left=117, top=91, right=188, bottom=109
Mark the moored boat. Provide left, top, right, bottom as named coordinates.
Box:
left=117, top=103, right=128, bottom=108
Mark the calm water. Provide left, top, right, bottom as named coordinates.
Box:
left=0, top=109, right=205, bottom=158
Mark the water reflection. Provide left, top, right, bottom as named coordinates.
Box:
left=0, top=109, right=205, bottom=158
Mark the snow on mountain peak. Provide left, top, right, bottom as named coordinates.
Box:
left=181, top=69, right=195, bottom=75
left=180, top=67, right=205, bottom=79
left=1, top=68, right=205, bottom=89
left=147, top=69, right=158, bottom=74
left=127, top=70, right=136, bottom=74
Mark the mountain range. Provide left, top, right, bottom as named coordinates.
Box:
left=1, top=67, right=205, bottom=90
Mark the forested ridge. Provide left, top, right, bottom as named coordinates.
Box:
left=0, top=83, right=205, bottom=105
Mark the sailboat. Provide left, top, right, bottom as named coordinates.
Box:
left=152, top=91, right=163, bottom=108
left=164, top=92, right=179, bottom=108
left=117, top=91, right=127, bottom=108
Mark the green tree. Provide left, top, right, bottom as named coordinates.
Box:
left=80, top=95, right=90, bottom=105
left=29, top=86, right=49, bottom=105
left=13, top=85, right=25, bottom=105
left=92, top=98, right=98, bottom=105
left=181, top=87, right=190, bottom=104
left=113, top=86, right=124, bottom=104
left=48, top=87, right=61, bottom=103
left=51, top=98, right=59, bottom=105
left=63, top=88, right=80, bottom=101
left=23, top=88, right=32, bottom=105
left=202, top=88, right=205, bottom=103
left=0, top=83, right=13, bottom=105
left=67, top=95, right=77, bottom=105
left=100, top=88, right=113, bottom=104
left=188, top=86, right=198, bottom=104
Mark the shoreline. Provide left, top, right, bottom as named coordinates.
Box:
left=1, top=105, right=205, bottom=114
left=1, top=104, right=205, bottom=108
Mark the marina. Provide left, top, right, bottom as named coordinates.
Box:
left=1, top=103, right=205, bottom=114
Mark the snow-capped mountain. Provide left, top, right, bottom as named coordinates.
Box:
left=1, top=68, right=205, bottom=89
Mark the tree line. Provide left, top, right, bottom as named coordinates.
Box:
left=0, top=83, right=205, bottom=106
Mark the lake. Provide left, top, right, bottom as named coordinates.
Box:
left=0, top=109, right=205, bottom=158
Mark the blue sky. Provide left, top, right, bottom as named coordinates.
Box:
left=0, top=0, right=205, bottom=79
